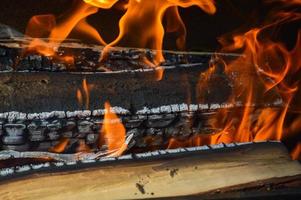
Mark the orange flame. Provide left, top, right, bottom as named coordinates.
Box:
left=100, top=102, right=127, bottom=157
left=169, top=0, right=301, bottom=160
left=292, top=143, right=301, bottom=160
left=96, top=0, right=216, bottom=80
left=76, top=78, right=92, bottom=110
left=49, top=138, right=69, bottom=153
left=24, top=0, right=105, bottom=66
left=25, top=0, right=216, bottom=80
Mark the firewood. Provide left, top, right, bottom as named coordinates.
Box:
left=0, top=142, right=300, bottom=200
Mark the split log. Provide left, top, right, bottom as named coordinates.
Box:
left=0, top=142, right=300, bottom=200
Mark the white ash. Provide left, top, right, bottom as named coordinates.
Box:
left=225, top=143, right=236, bottom=147
left=179, top=103, right=189, bottom=112
left=150, top=150, right=160, bottom=156
left=150, top=107, right=161, bottom=114
left=235, top=142, right=253, bottom=146
left=171, top=104, right=180, bottom=112
left=66, top=161, right=77, bottom=166
left=193, top=145, right=210, bottom=151
left=136, top=107, right=151, bottom=115
left=39, top=112, right=55, bottom=119
left=7, top=112, right=27, bottom=122
left=27, top=113, right=41, bottom=120
left=99, top=157, right=117, bottom=162
left=189, top=104, right=199, bottom=112
left=165, top=148, right=186, bottom=154
left=118, top=154, right=133, bottom=160
left=209, top=104, right=221, bottom=110
left=210, top=143, right=225, bottom=149
left=135, top=103, right=221, bottom=115
left=92, top=109, right=105, bottom=117
left=54, top=111, right=66, bottom=118
left=159, top=105, right=172, bottom=113
left=110, top=107, right=130, bottom=115
left=81, top=159, right=96, bottom=164
left=15, top=165, right=31, bottom=173
left=158, top=150, right=168, bottom=155
left=135, top=152, right=155, bottom=158
left=66, top=110, right=91, bottom=118
left=53, top=162, right=65, bottom=167
left=30, top=163, right=50, bottom=170
left=199, top=104, right=209, bottom=110
left=0, top=168, right=14, bottom=177
left=0, top=112, right=8, bottom=119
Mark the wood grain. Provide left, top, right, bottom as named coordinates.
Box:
left=0, top=143, right=300, bottom=199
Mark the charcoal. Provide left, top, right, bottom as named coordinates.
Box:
left=47, top=120, right=62, bottom=131
left=127, top=128, right=144, bottom=138
left=47, top=132, right=60, bottom=141
left=77, top=120, right=94, bottom=135
left=7, top=112, right=27, bottom=122
left=86, top=133, right=98, bottom=144
left=165, top=117, right=192, bottom=138
left=0, top=107, right=228, bottom=153
left=28, top=121, right=47, bottom=142
left=61, top=120, right=76, bottom=138
left=2, top=136, right=25, bottom=145
left=36, top=142, right=52, bottom=151
left=146, top=114, right=176, bottom=128
left=62, top=131, right=73, bottom=138
left=1, top=144, right=30, bottom=151
left=46, top=120, right=62, bottom=140
left=28, top=134, right=45, bottom=142
left=3, top=124, right=26, bottom=137
left=0, top=121, right=4, bottom=136
left=124, top=117, right=144, bottom=129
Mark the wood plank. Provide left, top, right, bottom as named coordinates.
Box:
left=0, top=142, right=300, bottom=199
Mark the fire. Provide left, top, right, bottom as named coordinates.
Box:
left=100, top=102, right=127, bottom=157
left=169, top=0, right=301, bottom=159
left=24, top=0, right=216, bottom=80
left=49, top=138, right=70, bottom=153
left=96, top=0, right=216, bottom=64
left=22, top=0, right=301, bottom=159
left=76, top=78, right=93, bottom=109
left=24, top=0, right=105, bottom=66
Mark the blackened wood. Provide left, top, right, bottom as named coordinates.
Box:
left=0, top=61, right=231, bottom=114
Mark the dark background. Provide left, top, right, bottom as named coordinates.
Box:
left=0, top=0, right=274, bottom=51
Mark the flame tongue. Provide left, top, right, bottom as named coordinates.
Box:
left=100, top=102, right=127, bottom=157
left=101, top=0, right=216, bottom=64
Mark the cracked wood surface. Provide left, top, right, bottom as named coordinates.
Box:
left=0, top=142, right=300, bottom=200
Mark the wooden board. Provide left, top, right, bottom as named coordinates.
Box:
left=0, top=142, right=300, bottom=199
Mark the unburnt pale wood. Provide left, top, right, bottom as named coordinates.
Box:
left=0, top=143, right=300, bottom=199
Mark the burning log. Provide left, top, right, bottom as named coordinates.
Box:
left=0, top=142, right=300, bottom=199
left=0, top=39, right=239, bottom=113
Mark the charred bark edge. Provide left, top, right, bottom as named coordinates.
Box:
left=0, top=141, right=283, bottom=182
